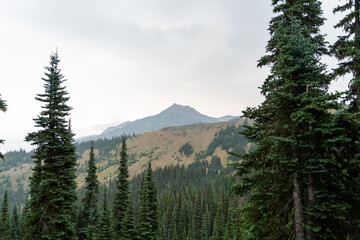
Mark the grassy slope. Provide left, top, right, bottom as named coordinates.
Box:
left=1, top=119, right=245, bottom=190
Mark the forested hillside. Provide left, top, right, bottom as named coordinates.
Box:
left=0, top=119, right=249, bottom=213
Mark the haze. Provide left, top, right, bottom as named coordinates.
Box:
left=0, top=0, right=349, bottom=151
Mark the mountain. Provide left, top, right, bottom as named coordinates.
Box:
left=76, top=103, right=238, bottom=142
left=0, top=118, right=251, bottom=209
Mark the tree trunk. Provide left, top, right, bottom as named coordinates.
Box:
left=306, top=173, right=315, bottom=239
left=293, top=172, right=305, bottom=240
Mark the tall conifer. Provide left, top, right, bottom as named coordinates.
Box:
left=78, top=141, right=100, bottom=240
left=137, top=162, right=158, bottom=240
left=332, top=0, right=360, bottom=111
left=25, top=52, right=78, bottom=239
left=113, top=137, right=130, bottom=238
left=120, top=193, right=136, bottom=240
left=11, top=205, right=20, bottom=240
left=97, top=187, right=114, bottom=240
left=0, top=191, right=11, bottom=239
left=232, top=1, right=359, bottom=239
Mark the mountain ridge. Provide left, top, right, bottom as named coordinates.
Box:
left=77, top=103, right=238, bottom=142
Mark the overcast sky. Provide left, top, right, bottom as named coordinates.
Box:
left=0, top=0, right=349, bottom=151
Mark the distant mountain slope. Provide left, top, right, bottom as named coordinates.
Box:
left=0, top=118, right=251, bottom=208
left=77, top=104, right=238, bottom=142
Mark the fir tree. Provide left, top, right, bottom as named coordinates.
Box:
left=25, top=52, right=78, bottom=239
left=113, top=137, right=130, bottom=238
left=97, top=187, right=114, bottom=240
left=232, top=1, right=359, bottom=238
left=19, top=200, right=29, bottom=240
left=0, top=191, right=11, bottom=239
left=120, top=193, right=136, bottom=240
left=137, top=162, right=158, bottom=240
left=146, top=161, right=158, bottom=238
left=0, top=94, right=7, bottom=160
left=200, top=206, right=211, bottom=240
left=137, top=173, right=152, bottom=240
left=11, top=205, right=20, bottom=240
left=212, top=203, right=224, bottom=240
left=332, top=0, right=360, bottom=111
left=78, top=141, right=99, bottom=240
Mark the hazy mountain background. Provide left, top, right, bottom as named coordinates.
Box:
left=77, top=104, right=238, bottom=142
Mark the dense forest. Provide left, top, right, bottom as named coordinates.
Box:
left=2, top=0, right=360, bottom=239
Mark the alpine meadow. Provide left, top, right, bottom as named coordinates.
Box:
left=1, top=1, right=360, bottom=240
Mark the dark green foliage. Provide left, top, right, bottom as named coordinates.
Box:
left=232, top=1, right=360, bottom=239
left=0, top=94, right=7, bottom=161
left=146, top=162, right=158, bottom=237
left=178, top=142, right=194, bottom=157
left=11, top=205, right=20, bottom=240
left=200, top=206, right=211, bottom=240
left=0, top=191, right=11, bottom=239
left=137, top=162, right=158, bottom=240
left=97, top=188, right=114, bottom=240
left=19, top=200, right=29, bottom=240
left=332, top=0, right=360, bottom=111
left=75, top=137, right=123, bottom=159
left=113, top=137, right=130, bottom=238
left=120, top=193, right=136, bottom=240
left=77, top=141, right=99, bottom=240
left=25, top=52, right=78, bottom=239
left=196, top=124, right=250, bottom=161
left=212, top=203, right=224, bottom=240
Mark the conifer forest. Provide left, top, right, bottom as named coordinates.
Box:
left=1, top=0, right=360, bottom=239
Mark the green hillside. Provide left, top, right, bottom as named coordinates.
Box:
left=0, top=118, right=249, bottom=211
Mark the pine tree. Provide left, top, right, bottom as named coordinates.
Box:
left=120, top=193, right=136, bottom=240
left=146, top=161, right=158, bottom=238
left=232, top=1, right=358, bottom=238
left=0, top=191, right=11, bottom=239
left=137, top=162, right=158, bottom=240
left=25, top=52, right=78, bottom=239
left=332, top=0, right=360, bottom=111
left=200, top=205, right=211, bottom=240
left=0, top=94, right=7, bottom=160
left=78, top=141, right=100, bottom=240
left=11, top=205, right=20, bottom=240
left=97, top=187, right=114, bottom=240
left=19, top=200, right=30, bottom=240
left=137, top=172, right=152, bottom=240
left=212, top=203, right=224, bottom=240
left=331, top=2, right=360, bottom=237
left=113, top=137, right=130, bottom=238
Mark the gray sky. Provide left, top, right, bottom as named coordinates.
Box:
left=0, top=0, right=349, bottom=151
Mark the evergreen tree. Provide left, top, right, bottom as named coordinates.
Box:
left=11, top=205, right=20, bottom=240
left=25, top=52, right=78, bottom=239
left=97, top=188, right=114, bottom=240
left=78, top=141, right=100, bottom=240
left=0, top=94, right=7, bottom=161
left=0, top=191, right=11, bottom=239
left=232, top=1, right=359, bottom=238
left=200, top=206, right=211, bottom=240
left=19, top=200, right=30, bottom=240
left=212, top=203, right=224, bottom=240
left=113, top=137, right=130, bottom=238
left=332, top=0, right=360, bottom=111
left=194, top=191, right=202, bottom=239
left=137, top=162, right=158, bottom=240
left=137, top=173, right=152, bottom=240
left=146, top=161, right=158, bottom=238
left=120, top=193, right=136, bottom=240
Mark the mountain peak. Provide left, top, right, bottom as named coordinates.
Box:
left=76, top=104, right=238, bottom=142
